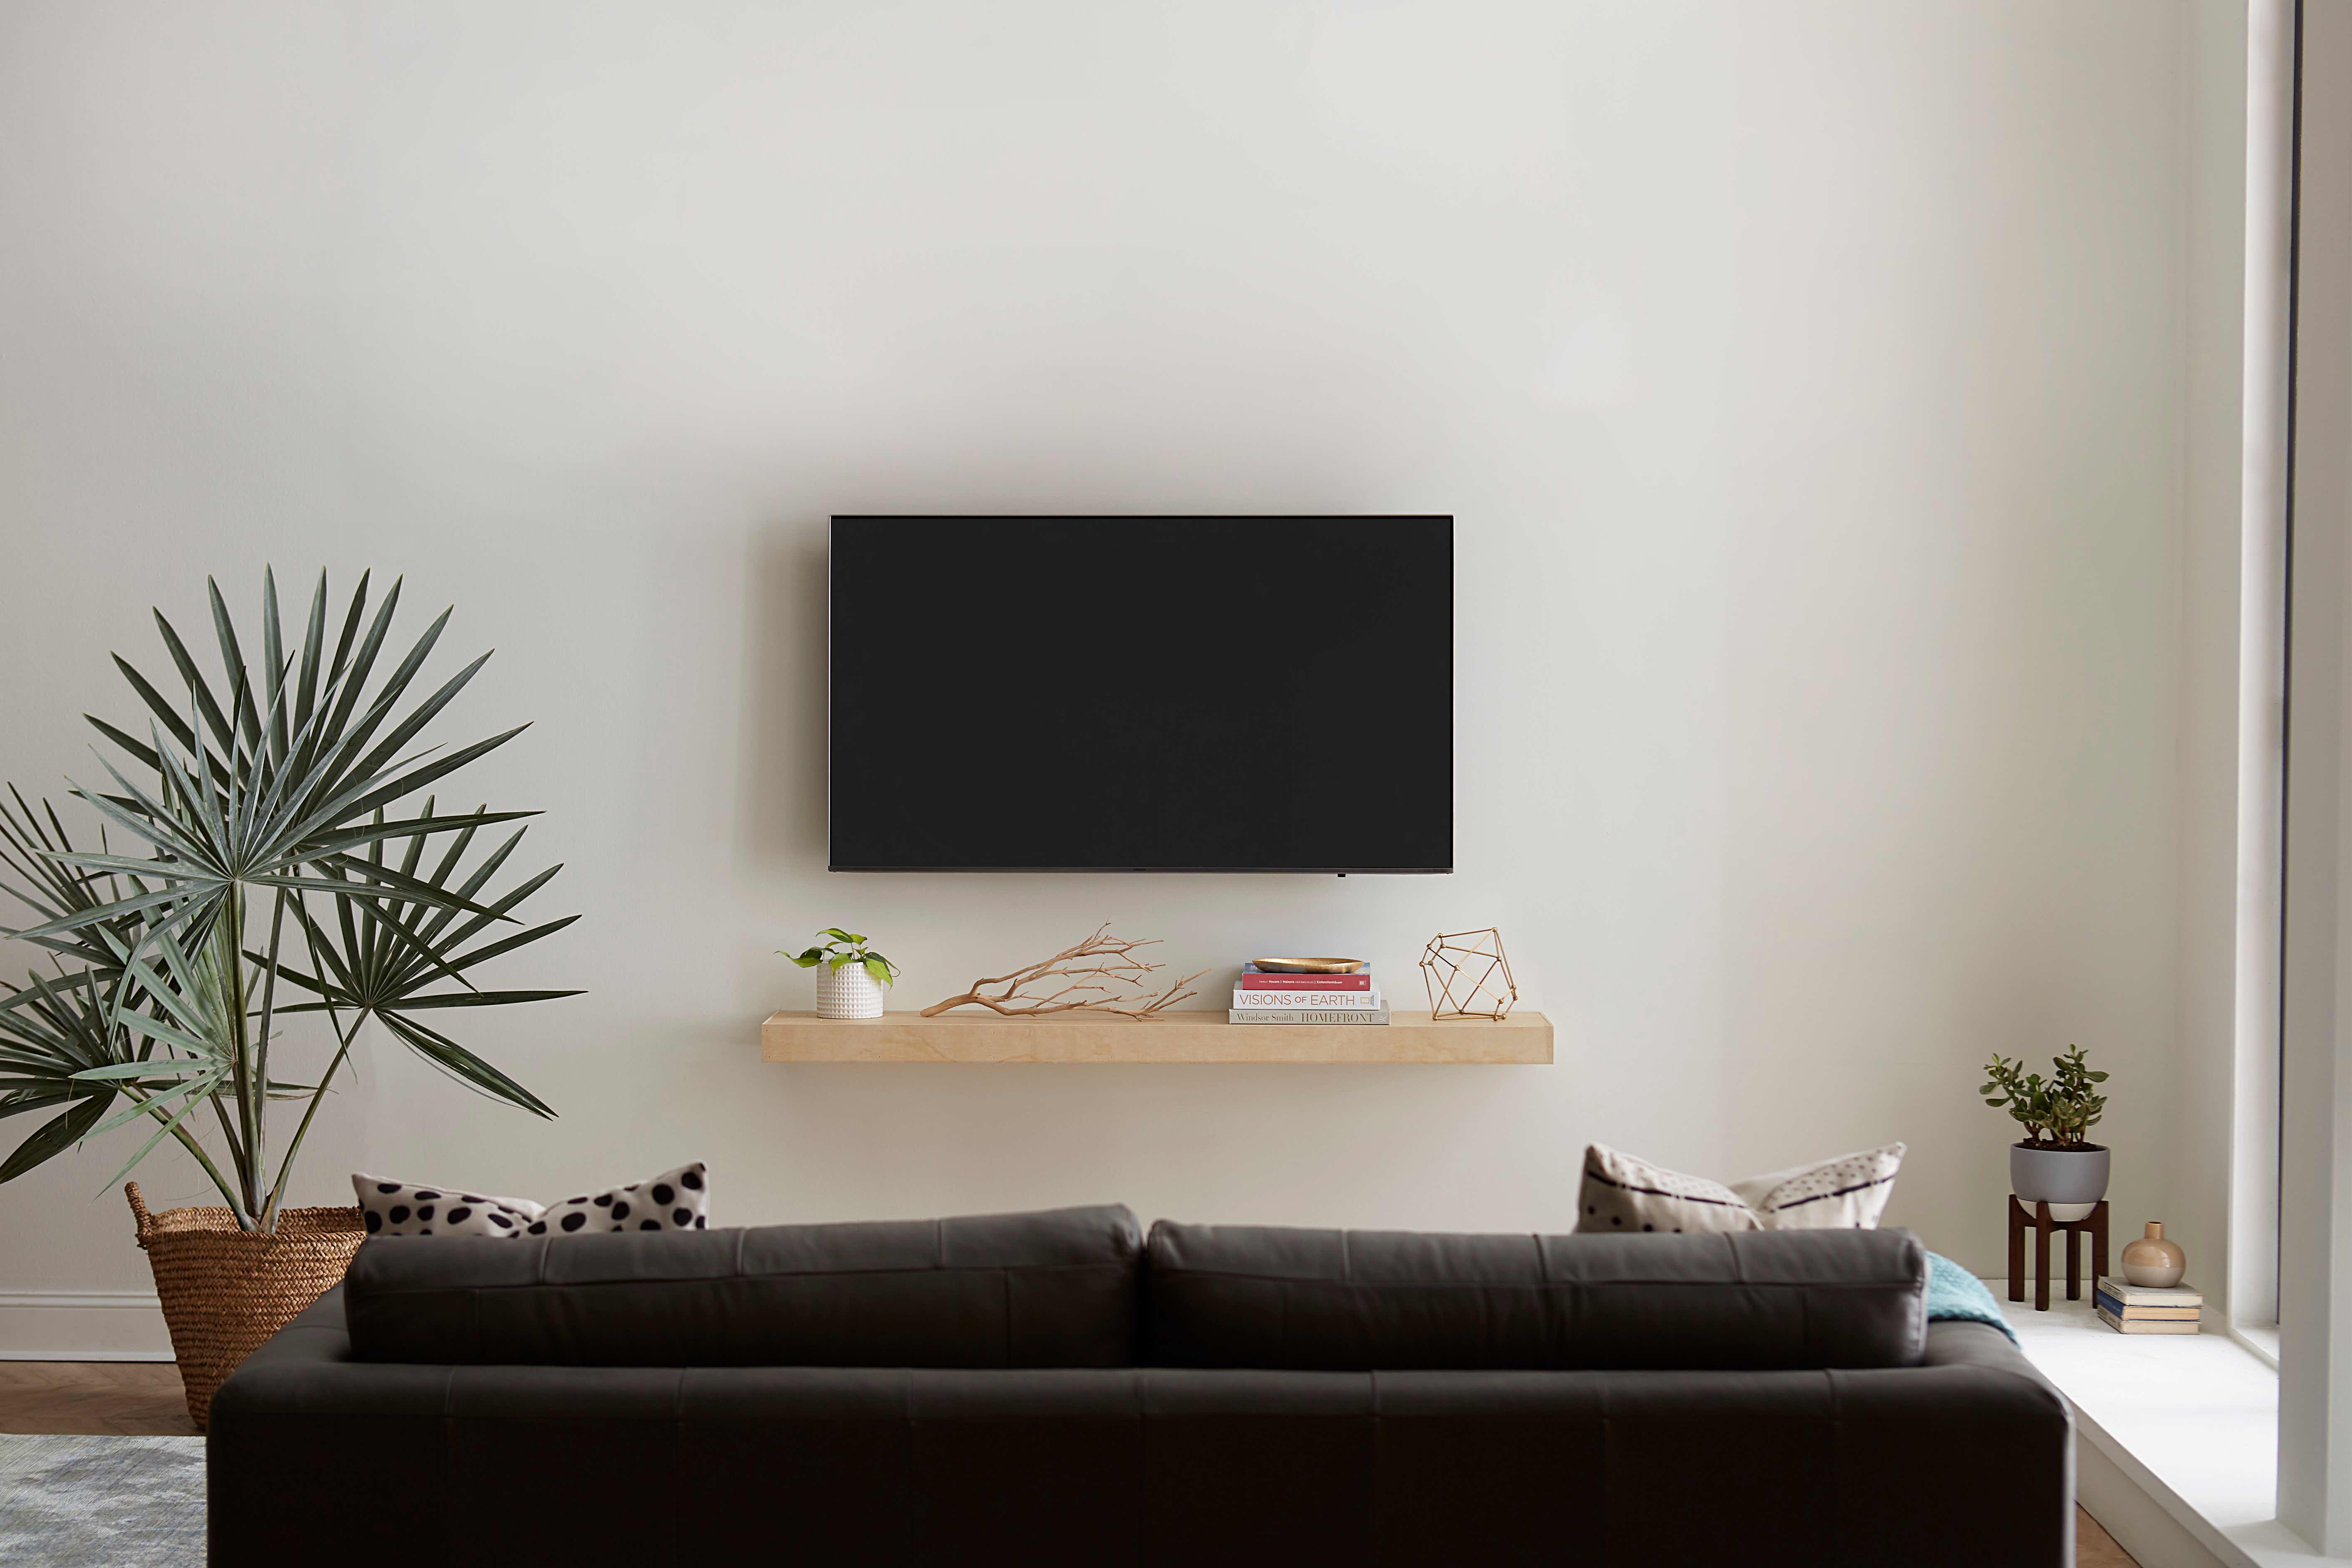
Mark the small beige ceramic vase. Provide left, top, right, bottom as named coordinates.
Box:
left=2121, top=1221, right=2186, bottom=1289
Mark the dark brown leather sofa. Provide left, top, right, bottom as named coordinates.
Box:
left=209, top=1205, right=2070, bottom=1566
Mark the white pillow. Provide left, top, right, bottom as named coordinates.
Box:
left=1577, top=1144, right=1761, bottom=1234
left=1728, top=1144, right=1906, bottom=1230
left=1577, top=1143, right=1905, bottom=1234
left=353, top=1161, right=710, bottom=1239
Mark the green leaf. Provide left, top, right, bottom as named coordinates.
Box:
left=321, top=570, right=376, bottom=715
left=99, top=656, right=201, bottom=760
left=338, top=643, right=494, bottom=800
left=377, top=1011, right=555, bottom=1119
left=70, top=1060, right=221, bottom=1082
left=302, top=809, right=541, bottom=858
left=206, top=574, right=264, bottom=751
left=92, top=1077, right=226, bottom=1194
left=390, top=989, right=583, bottom=1009
left=313, top=575, right=409, bottom=763
left=430, top=915, right=576, bottom=977
left=251, top=859, right=502, bottom=920
left=293, top=569, right=327, bottom=738
left=0, top=1086, right=83, bottom=1121
left=6, top=884, right=211, bottom=944
left=0, top=1094, right=112, bottom=1183
left=261, top=567, right=291, bottom=765
left=149, top=608, right=237, bottom=758
left=324, top=723, right=533, bottom=834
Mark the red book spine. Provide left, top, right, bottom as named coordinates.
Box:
left=1238, top=973, right=1372, bottom=991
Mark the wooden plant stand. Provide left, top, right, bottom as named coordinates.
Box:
left=2007, top=1196, right=2109, bottom=1312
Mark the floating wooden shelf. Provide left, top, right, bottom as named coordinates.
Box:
left=760, top=1010, right=1552, bottom=1065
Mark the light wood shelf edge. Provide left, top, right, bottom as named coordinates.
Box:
left=759, top=1010, right=1553, bottom=1064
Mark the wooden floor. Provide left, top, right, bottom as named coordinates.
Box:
left=0, top=1360, right=198, bottom=1436
left=0, top=1361, right=2141, bottom=1561
left=2076, top=1508, right=2140, bottom=1568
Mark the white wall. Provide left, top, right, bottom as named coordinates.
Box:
left=2176, top=0, right=2254, bottom=1326
left=0, top=1, right=2230, bottom=1345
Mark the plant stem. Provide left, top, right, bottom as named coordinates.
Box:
left=166, top=1121, right=249, bottom=1226
left=205, top=1076, right=247, bottom=1178
left=261, top=1007, right=363, bottom=1227
left=250, top=888, right=288, bottom=1212
left=115, top=1084, right=249, bottom=1224
left=216, top=887, right=261, bottom=1220
left=259, top=908, right=361, bottom=1226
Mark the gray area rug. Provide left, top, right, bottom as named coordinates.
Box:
left=0, top=1433, right=205, bottom=1566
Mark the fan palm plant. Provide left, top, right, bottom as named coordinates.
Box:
left=0, top=569, right=579, bottom=1233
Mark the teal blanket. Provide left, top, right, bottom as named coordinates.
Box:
left=1926, top=1250, right=2017, bottom=1343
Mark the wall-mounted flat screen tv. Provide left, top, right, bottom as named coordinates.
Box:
left=830, top=516, right=1452, bottom=873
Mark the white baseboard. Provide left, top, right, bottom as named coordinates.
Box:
left=0, top=1290, right=174, bottom=1362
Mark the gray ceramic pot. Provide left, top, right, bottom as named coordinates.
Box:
left=2009, top=1142, right=2109, bottom=1221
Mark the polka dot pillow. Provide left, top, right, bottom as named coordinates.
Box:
left=353, top=1161, right=709, bottom=1239
left=351, top=1176, right=544, bottom=1238
left=529, top=1161, right=710, bottom=1236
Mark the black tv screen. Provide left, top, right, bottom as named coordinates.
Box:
left=829, top=516, right=1452, bottom=872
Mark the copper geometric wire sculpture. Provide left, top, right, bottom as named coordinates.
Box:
left=1419, top=928, right=1518, bottom=1020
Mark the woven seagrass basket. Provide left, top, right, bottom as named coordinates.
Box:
left=126, top=1181, right=365, bottom=1430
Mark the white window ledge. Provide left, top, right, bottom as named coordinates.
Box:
left=2234, top=1323, right=2282, bottom=1371
left=1994, top=1288, right=2328, bottom=1568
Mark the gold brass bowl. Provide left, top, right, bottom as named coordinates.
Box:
left=1249, top=957, right=1367, bottom=974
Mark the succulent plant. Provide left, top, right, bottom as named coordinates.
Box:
left=1980, top=1044, right=2109, bottom=1149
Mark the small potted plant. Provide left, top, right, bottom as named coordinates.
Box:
left=1980, top=1044, right=2111, bottom=1219
left=785, top=929, right=901, bottom=1020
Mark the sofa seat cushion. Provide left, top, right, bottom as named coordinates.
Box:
left=343, top=1204, right=1141, bottom=1367
left=1145, top=1223, right=1925, bottom=1370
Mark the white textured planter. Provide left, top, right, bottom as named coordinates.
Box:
left=816, top=963, right=887, bottom=1020
left=2010, top=1142, right=2109, bottom=1223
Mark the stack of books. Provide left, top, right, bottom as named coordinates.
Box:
left=2092, top=1277, right=2202, bottom=1335
left=1228, top=965, right=1389, bottom=1025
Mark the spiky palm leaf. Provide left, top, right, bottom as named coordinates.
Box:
left=0, top=968, right=123, bottom=1183
left=0, top=570, right=578, bottom=1230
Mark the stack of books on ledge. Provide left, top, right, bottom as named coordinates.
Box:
left=1228, top=965, right=1389, bottom=1026
left=2093, top=1277, right=2202, bottom=1335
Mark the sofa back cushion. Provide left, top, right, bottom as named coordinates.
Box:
left=1144, top=1222, right=1926, bottom=1370
left=345, top=1204, right=1141, bottom=1367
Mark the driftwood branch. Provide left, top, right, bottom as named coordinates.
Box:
left=922, top=924, right=1206, bottom=1019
